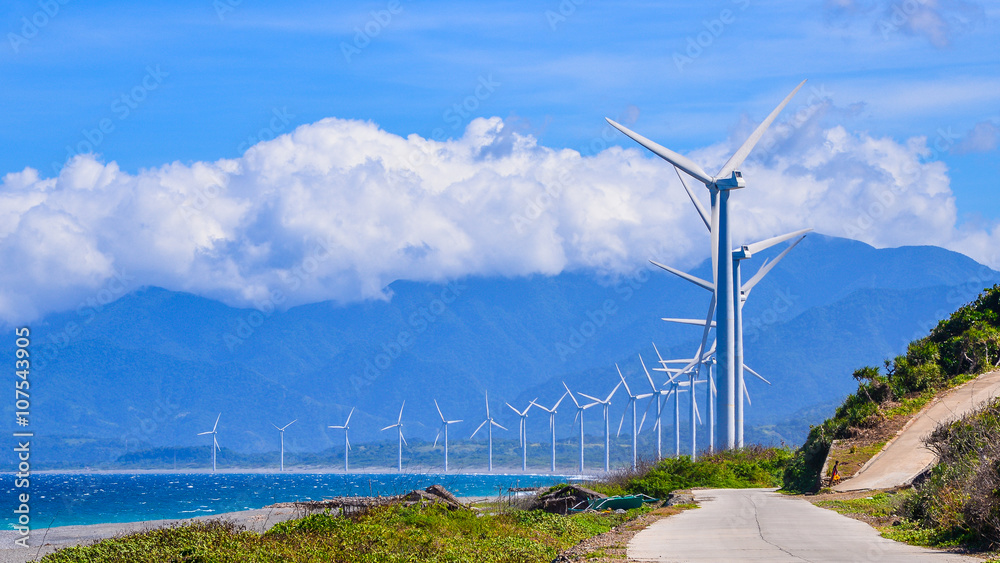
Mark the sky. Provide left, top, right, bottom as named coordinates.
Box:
left=0, top=0, right=998, bottom=323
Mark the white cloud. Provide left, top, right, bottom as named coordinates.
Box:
left=0, top=109, right=997, bottom=324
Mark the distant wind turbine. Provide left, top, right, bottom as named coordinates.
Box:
left=197, top=413, right=221, bottom=473
left=506, top=399, right=536, bottom=472
left=433, top=399, right=462, bottom=473
left=530, top=392, right=567, bottom=473
left=328, top=408, right=355, bottom=472
left=471, top=392, right=507, bottom=472
left=272, top=419, right=297, bottom=472
left=617, top=364, right=653, bottom=470
left=580, top=380, right=622, bottom=473
left=380, top=402, right=407, bottom=472
left=563, top=382, right=598, bottom=473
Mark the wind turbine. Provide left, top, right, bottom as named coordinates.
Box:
left=530, top=392, right=568, bottom=473
left=471, top=392, right=507, bottom=472
left=580, top=380, right=622, bottom=473
left=563, top=382, right=599, bottom=473
left=617, top=364, right=653, bottom=470
left=506, top=399, right=536, bottom=472
left=328, top=408, right=354, bottom=472
left=637, top=353, right=671, bottom=459
left=380, top=402, right=407, bottom=472
left=272, top=419, right=297, bottom=472
left=197, top=413, right=221, bottom=473
left=608, top=80, right=807, bottom=449
left=433, top=400, right=462, bottom=473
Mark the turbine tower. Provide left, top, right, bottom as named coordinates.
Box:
left=608, top=80, right=806, bottom=449
left=530, top=392, right=568, bottom=473
left=471, top=392, right=507, bottom=472
left=579, top=380, right=622, bottom=473
left=272, top=419, right=297, bottom=472
left=328, top=408, right=354, bottom=472
left=433, top=399, right=462, bottom=473
left=197, top=413, right=221, bottom=473
left=380, top=402, right=407, bottom=472
left=617, top=364, right=653, bottom=470
left=506, top=399, right=536, bottom=472
left=563, top=382, right=598, bottom=473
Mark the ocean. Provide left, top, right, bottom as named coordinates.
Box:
left=5, top=472, right=583, bottom=529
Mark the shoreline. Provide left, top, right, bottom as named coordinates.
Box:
left=14, top=468, right=600, bottom=477
left=0, top=494, right=497, bottom=563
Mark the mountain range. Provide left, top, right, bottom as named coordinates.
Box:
left=13, top=234, right=999, bottom=468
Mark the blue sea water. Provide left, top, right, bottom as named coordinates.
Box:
left=5, top=472, right=582, bottom=530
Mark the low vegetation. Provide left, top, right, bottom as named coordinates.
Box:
left=594, top=446, right=791, bottom=498
left=41, top=502, right=643, bottom=563
left=783, top=284, right=1000, bottom=493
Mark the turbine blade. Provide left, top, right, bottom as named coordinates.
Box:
left=492, top=421, right=508, bottom=431
left=716, top=79, right=807, bottom=178
left=744, top=364, right=771, bottom=385
left=617, top=400, right=631, bottom=437
left=380, top=424, right=398, bottom=432
left=397, top=401, right=405, bottom=424
left=434, top=428, right=442, bottom=448
left=197, top=431, right=213, bottom=436
left=400, top=430, right=408, bottom=446
left=579, top=392, right=602, bottom=403
left=649, top=261, right=714, bottom=292
left=485, top=393, right=491, bottom=418
left=616, top=364, right=632, bottom=397
left=506, top=402, right=520, bottom=416
left=434, top=399, right=445, bottom=422
left=553, top=392, right=567, bottom=411
left=471, top=419, right=488, bottom=438
left=639, top=397, right=653, bottom=432
left=674, top=165, right=711, bottom=231
left=606, top=118, right=714, bottom=185
left=741, top=228, right=812, bottom=256
left=743, top=235, right=807, bottom=294
left=663, top=317, right=716, bottom=327
left=344, top=407, right=355, bottom=426
left=212, top=413, right=221, bottom=432
left=639, top=354, right=657, bottom=392
left=562, top=382, right=581, bottom=408
left=744, top=384, right=752, bottom=406
left=605, top=380, right=622, bottom=402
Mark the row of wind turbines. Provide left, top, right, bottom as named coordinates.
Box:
left=197, top=79, right=812, bottom=474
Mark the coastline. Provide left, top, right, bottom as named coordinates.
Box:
left=0, top=505, right=301, bottom=563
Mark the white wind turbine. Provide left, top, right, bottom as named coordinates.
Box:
left=328, top=408, right=354, bottom=472
left=608, top=80, right=807, bottom=449
left=637, top=353, right=672, bottom=459
left=580, top=380, right=623, bottom=473
left=659, top=232, right=808, bottom=447
left=616, top=364, right=653, bottom=470
left=433, top=399, right=462, bottom=473
left=197, top=413, right=221, bottom=473
left=506, top=399, right=536, bottom=472
left=530, top=392, right=568, bottom=473
left=272, top=419, right=297, bottom=472
left=471, top=392, right=507, bottom=473
left=380, top=401, right=407, bottom=472
left=563, top=382, right=599, bottom=473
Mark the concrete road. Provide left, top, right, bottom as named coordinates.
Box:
left=629, top=489, right=981, bottom=562
left=835, top=369, right=1000, bottom=492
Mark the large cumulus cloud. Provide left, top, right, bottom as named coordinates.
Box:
left=0, top=107, right=995, bottom=324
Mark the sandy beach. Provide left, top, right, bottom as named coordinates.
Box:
left=0, top=505, right=302, bottom=563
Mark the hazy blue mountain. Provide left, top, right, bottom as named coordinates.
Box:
left=13, top=234, right=1000, bottom=467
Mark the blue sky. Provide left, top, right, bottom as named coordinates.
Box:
left=0, top=0, right=998, bottom=322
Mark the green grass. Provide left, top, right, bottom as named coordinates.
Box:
left=593, top=446, right=791, bottom=499
left=41, top=503, right=646, bottom=563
